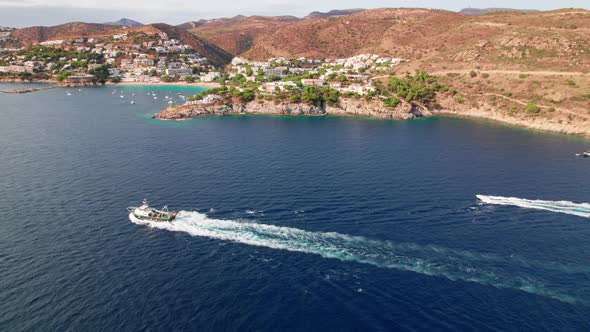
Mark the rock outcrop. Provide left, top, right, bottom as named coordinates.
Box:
left=153, top=98, right=428, bottom=121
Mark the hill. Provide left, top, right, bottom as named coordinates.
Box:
left=9, top=22, right=232, bottom=66
left=189, top=15, right=301, bottom=55
left=10, top=22, right=121, bottom=46
left=238, top=8, right=590, bottom=72
left=177, top=20, right=208, bottom=30
left=105, top=18, right=144, bottom=27
left=459, top=8, right=539, bottom=16
left=144, top=24, right=232, bottom=65
left=305, top=9, right=366, bottom=19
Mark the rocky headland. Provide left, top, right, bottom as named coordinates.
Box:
left=153, top=98, right=430, bottom=121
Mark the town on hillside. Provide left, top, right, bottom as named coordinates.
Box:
left=184, top=54, right=446, bottom=111
left=0, top=29, right=221, bottom=84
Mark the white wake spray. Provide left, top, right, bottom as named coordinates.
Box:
left=477, top=195, right=590, bottom=218
left=130, top=211, right=587, bottom=304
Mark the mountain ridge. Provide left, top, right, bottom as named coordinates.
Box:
left=104, top=18, right=144, bottom=27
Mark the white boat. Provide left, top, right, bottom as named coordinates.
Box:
left=127, top=198, right=177, bottom=222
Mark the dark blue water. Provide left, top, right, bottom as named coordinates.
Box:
left=1, top=84, right=590, bottom=331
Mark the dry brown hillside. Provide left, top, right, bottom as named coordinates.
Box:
left=144, top=24, right=232, bottom=65
left=189, top=16, right=301, bottom=55
left=10, top=22, right=122, bottom=45
left=9, top=22, right=232, bottom=66
left=222, top=8, right=590, bottom=73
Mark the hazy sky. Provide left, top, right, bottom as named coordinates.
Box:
left=0, top=0, right=588, bottom=27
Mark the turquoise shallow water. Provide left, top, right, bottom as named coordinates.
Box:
left=1, top=84, right=590, bottom=331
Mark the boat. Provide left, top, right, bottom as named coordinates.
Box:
left=127, top=198, right=177, bottom=222
left=575, top=151, right=590, bottom=158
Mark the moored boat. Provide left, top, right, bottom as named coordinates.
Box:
left=127, top=198, right=177, bottom=222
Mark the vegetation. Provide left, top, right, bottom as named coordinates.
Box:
left=88, top=65, right=110, bottom=84
left=56, top=71, right=70, bottom=82
left=386, top=71, right=443, bottom=106
left=525, top=102, right=541, bottom=114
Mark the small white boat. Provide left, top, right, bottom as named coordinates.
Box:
left=576, top=151, right=590, bottom=158
left=127, top=198, right=177, bottom=223
left=130, top=101, right=135, bottom=105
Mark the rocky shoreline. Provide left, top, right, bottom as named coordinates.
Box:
left=153, top=98, right=431, bottom=121
left=153, top=97, right=590, bottom=139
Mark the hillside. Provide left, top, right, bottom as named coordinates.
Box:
left=144, top=24, right=232, bottom=65
left=459, top=8, right=539, bottom=15
left=8, top=22, right=232, bottom=66
left=305, top=9, right=366, bottom=19
left=10, top=22, right=122, bottom=46
left=189, top=15, right=301, bottom=55
left=177, top=20, right=208, bottom=30
left=237, top=8, right=590, bottom=73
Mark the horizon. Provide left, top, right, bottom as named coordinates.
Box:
left=1, top=1, right=589, bottom=27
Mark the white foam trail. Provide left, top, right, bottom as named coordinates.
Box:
left=130, top=212, right=586, bottom=304
left=477, top=195, right=590, bottom=218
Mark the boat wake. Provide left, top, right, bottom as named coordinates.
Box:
left=477, top=195, right=590, bottom=218
left=130, top=211, right=588, bottom=304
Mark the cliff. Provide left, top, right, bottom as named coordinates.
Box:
left=153, top=98, right=429, bottom=120
left=153, top=93, right=590, bottom=139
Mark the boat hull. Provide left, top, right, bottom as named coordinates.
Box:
left=127, top=207, right=177, bottom=222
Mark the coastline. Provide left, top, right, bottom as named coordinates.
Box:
left=153, top=98, right=590, bottom=140
left=105, top=81, right=221, bottom=88
left=435, top=110, right=590, bottom=140
left=0, top=78, right=220, bottom=89
left=2, top=78, right=588, bottom=140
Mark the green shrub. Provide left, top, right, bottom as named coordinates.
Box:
left=525, top=102, right=541, bottom=114
left=383, top=96, right=400, bottom=108
left=455, top=97, right=465, bottom=104
left=469, top=70, right=477, bottom=78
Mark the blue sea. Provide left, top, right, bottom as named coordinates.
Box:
left=1, top=84, right=590, bottom=331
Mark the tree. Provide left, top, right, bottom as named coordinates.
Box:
left=383, top=96, right=400, bottom=108
left=160, top=75, right=173, bottom=82
left=89, top=65, right=110, bottom=84
left=301, top=86, right=322, bottom=106
left=231, top=74, right=247, bottom=84
left=56, top=71, right=70, bottom=82
left=185, top=75, right=195, bottom=83
left=321, top=87, right=340, bottom=107
left=245, top=66, right=253, bottom=76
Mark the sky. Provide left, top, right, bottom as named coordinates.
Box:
left=0, top=0, right=588, bottom=27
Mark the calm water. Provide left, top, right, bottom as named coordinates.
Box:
left=1, top=84, right=590, bottom=331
